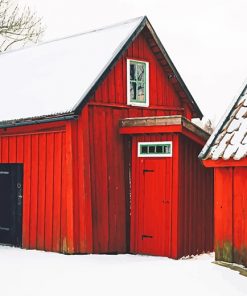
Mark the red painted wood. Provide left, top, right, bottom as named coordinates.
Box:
left=81, top=106, right=93, bottom=252
left=0, top=122, right=68, bottom=252
left=90, top=107, right=109, bottom=253
left=203, top=158, right=247, bottom=167
left=8, top=137, right=16, bottom=162
left=29, top=135, right=38, bottom=249
left=53, top=132, right=62, bottom=252
left=212, top=166, right=247, bottom=266
left=16, top=136, right=24, bottom=163
left=22, top=135, right=31, bottom=248
left=37, top=134, right=46, bottom=250
left=178, top=136, right=214, bottom=257
left=214, top=167, right=233, bottom=261
left=120, top=125, right=206, bottom=145
left=60, top=132, right=67, bottom=252
left=92, top=32, right=196, bottom=119
left=233, top=167, right=247, bottom=265
left=72, top=121, right=79, bottom=253
left=171, top=134, right=179, bottom=258
left=120, top=125, right=182, bottom=135
left=65, top=121, right=75, bottom=253
left=45, top=133, right=54, bottom=251
left=130, top=134, right=173, bottom=257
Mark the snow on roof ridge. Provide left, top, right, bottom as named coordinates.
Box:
left=0, top=16, right=145, bottom=57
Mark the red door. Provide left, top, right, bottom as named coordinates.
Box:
left=131, top=140, right=172, bottom=256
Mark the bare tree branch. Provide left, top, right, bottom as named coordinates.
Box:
left=0, top=0, right=44, bottom=52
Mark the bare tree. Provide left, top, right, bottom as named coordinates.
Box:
left=0, top=0, right=43, bottom=52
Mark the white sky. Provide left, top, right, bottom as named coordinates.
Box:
left=19, top=0, right=247, bottom=123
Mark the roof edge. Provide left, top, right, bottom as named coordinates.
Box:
left=72, top=16, right=203, bottom=119
left=0, top=113, right=77, bottom=129
left=199, top=78, right=247, bottom=159
left=144, top=20, right=203, bottom=119
left=72, top=16, right=147, bottom=113
left=0, top=16, right=144, bottom=58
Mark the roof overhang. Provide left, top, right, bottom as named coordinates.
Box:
left=0, top=113, right=77, bottom=130
left=119, top=115, right=209, bottom=146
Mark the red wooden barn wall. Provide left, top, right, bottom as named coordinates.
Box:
left=0, top=121, right=75, bottom=253
left=214, top=167, right=247, bottom=266
left=178, top=136, right=214, bottom=258
left=75, top=31, right=195, bottom=254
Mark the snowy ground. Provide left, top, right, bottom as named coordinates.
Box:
left=1, top=246, right=247, bottom=296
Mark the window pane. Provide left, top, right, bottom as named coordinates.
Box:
left=137, top=63, right=145, bottom=81
left=149, top=146, right=155, bottom=153
left=137, top=83, right=145, bottom=101
left=141, top=146, right=148, bottom=154
left=156, top=145, right=163, bottom=153
left=130, top=82, right=136, bottom=101
left=130, top=63, right=136, bottom=80
left=164, top=145, right=170, bottom=154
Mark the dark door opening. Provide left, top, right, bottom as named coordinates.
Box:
left=0, top=164, right=23, bottom=247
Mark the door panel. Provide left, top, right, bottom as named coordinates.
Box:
left=0, top=164, right=23, bottom=246
left=131, top=143, right=172, bottom=256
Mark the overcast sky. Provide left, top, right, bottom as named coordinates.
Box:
left=20, top=0, right=247, bottom=123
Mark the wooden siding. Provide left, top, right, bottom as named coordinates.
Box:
left=90, top=32, right=190, bottom=117
left=83, top=105, right=183, bottom=253
left=0, top=122, right=74, bottom=253
left=73, top=31, right=205, bottom=254
left=178, top=135, right=214, bottom=257
left=214, top=167, right=247, bottom=266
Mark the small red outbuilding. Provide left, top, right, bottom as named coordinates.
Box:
left=0, top=16, right=213, bottom=258
left=200, top=81, right=247, bottom=266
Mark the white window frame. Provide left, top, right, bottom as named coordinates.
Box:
left=127, top=59, right=149, bottom=107
left=137, top=141, right=173, bottom=158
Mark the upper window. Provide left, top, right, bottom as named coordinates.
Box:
left=127, top=59, right=149, bottom=107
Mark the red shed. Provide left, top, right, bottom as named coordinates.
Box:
left=200, top=81, right=247, bottom=266
left=0, top=16, right=213, bottom=258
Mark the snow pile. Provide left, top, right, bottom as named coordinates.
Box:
left=1, top=246, right=247, bottom=296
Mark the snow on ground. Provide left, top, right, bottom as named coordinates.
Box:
left=1, top=246, right=247, bottom=296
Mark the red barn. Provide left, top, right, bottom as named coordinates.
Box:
left=200, top=81, right=247, bottom=266
left=0, top=16, right=213, bottom=258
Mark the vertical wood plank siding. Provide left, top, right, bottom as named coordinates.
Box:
left=77, top=31, right=204, bottom=253
left=214, top=167, right=247, bottom=266
left=90, top=33, right=186, bottom=114
left=0, top=123, right=72, bottom=253
left=178, top=135, right=214, bottom=257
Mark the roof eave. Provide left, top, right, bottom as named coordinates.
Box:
left=0, top=113, right=77, bottom=129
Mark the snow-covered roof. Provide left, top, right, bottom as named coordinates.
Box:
left=199, top=80, right=247, bottom=160
left=0, top=17, right=143, bottom=122
left=0, top=16, right=202, bottom=126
